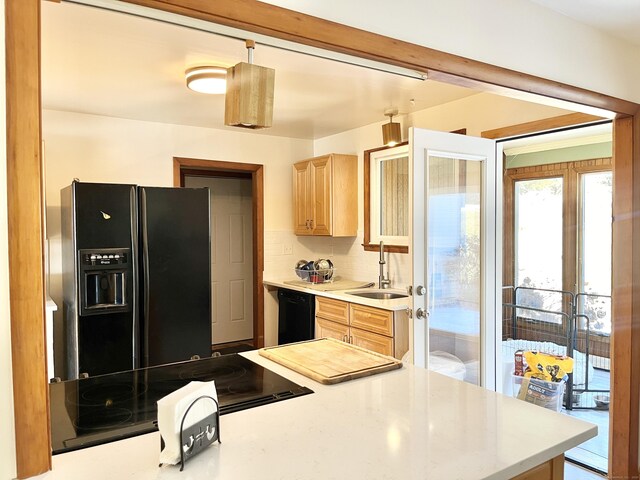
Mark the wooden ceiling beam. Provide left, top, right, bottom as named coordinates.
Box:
left=481, top=112, right=605, bottom=139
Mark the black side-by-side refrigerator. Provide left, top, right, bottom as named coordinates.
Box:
left=61, top=181, right=211, bottom=379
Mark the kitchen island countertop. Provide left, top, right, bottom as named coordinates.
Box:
left=40, top=351, right=596, bottom=480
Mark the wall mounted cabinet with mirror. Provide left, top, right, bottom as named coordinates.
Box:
left=364, top=142, right=409, bottom=253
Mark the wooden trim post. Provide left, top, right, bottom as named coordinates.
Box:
left=610, top=115, right=640, bottom=479
left=6, top=0, right=51, bottom=477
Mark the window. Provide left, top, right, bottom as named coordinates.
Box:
left=513, top=177, right=564, bottom=322
left=578, top=171, right=612, bottom=333
left=363, top=143, right=409, bottom=252
left=505, top=158, right=612, bottom=330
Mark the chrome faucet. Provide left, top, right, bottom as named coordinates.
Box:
left=379, top=241, right=391, bottom=289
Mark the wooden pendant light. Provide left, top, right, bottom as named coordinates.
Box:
left=225, top=40, right=275, bottom=129
left=382, top=108, right=402, bottom=146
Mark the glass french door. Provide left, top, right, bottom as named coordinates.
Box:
left=411, top=128, right=499, bottom=388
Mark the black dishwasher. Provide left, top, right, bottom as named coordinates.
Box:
left=278, top=289, right=315, bottom=344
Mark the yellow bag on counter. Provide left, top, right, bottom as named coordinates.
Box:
left=523, top=350, right=573, bottom=382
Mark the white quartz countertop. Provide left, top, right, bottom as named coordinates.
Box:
left=41, top=351, right=596, bottom=480
left=264, top=278, right=411, bottom=311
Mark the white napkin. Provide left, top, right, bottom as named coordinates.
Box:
left=157, top=380, right=219, bottom=465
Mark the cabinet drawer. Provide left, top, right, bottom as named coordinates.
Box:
left=316, top=317, right=349, bottom=342
left=350, top=304, right=393, bottom=337
left=316, top=297, right=349, bottom=325
left=350, top=327, right=394, bottom=357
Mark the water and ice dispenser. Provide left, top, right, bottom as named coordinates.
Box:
left=79, top=248, right=131, bottom=316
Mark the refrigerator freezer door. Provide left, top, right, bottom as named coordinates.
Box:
left=63, top=182, right=138, bottom=378
left=73, top=182, right=137, bottom=249
left=139, top=187, right=212, bottom=366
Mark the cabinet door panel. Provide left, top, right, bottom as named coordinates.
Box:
left=316, top=297, right=349, bottom=325
left=293, top=161, right=311, bottom=235
left=350, top=327, right=394, bottom=357
left=350, top=304, right=393, bottom=337
left=311, top=156, right=331, bottom=235
left=316, top=317, right=349, bottom=342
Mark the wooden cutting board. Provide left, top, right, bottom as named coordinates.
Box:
left=259, top=338, right=402, bottom=384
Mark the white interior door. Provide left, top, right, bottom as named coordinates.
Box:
left=184, top=176, right=254, bottom=345
left=411, top=128, right=500, bottom=389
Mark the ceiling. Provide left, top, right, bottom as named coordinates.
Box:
left=527, top=0, right=640, bottom=47
left=41, top=2, right=479, bottom=140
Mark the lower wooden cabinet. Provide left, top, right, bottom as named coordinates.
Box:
left=350, top=303, right=393, bottom=336
left=316, top=316, right=349, bottom=342
left=316, top=297, right=350, bottom=324
left=350, top=326, right=394, bottom=357
left=315, top=297, right=407, bottom=359
left=511, top=454, right=564, bottom=480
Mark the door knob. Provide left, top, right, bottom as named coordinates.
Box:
left=415, top=308, right=428, bottom=319
left=415, top=285, right=426, bottom=296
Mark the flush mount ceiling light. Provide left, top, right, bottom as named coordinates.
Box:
left=185, top=66, right=227, bottom=94
left=382, top=108, right=402, bottom=147
left=225, top=40, right=275, bottom=129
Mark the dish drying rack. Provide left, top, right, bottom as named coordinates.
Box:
left=294, top=268, right=335, bottom=284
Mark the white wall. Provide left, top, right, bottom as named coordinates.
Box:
left=263, top=0, right=640, bottom=105
left=0, top=1, right=17, bottom=478
left=43, top=109, right=313, bottom=373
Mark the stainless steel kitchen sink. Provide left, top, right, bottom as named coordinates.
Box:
left=347, top=290, right=409, bottom=300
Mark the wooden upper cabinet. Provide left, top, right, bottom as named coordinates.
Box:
left=292, top=153, right=357, bottom=236
left=311, top=156, right=331, bottom=235
left=293, top=161, right=312, bottom=235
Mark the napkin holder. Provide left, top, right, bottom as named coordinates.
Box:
left=159, top=395, right=221, bottom=471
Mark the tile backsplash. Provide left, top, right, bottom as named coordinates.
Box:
left=264, top=230, right=412, bottom=289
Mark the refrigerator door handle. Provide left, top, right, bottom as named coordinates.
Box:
left=130, top=186, right=140, bottom=369
left=140, top=188, right=150, bottom=368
